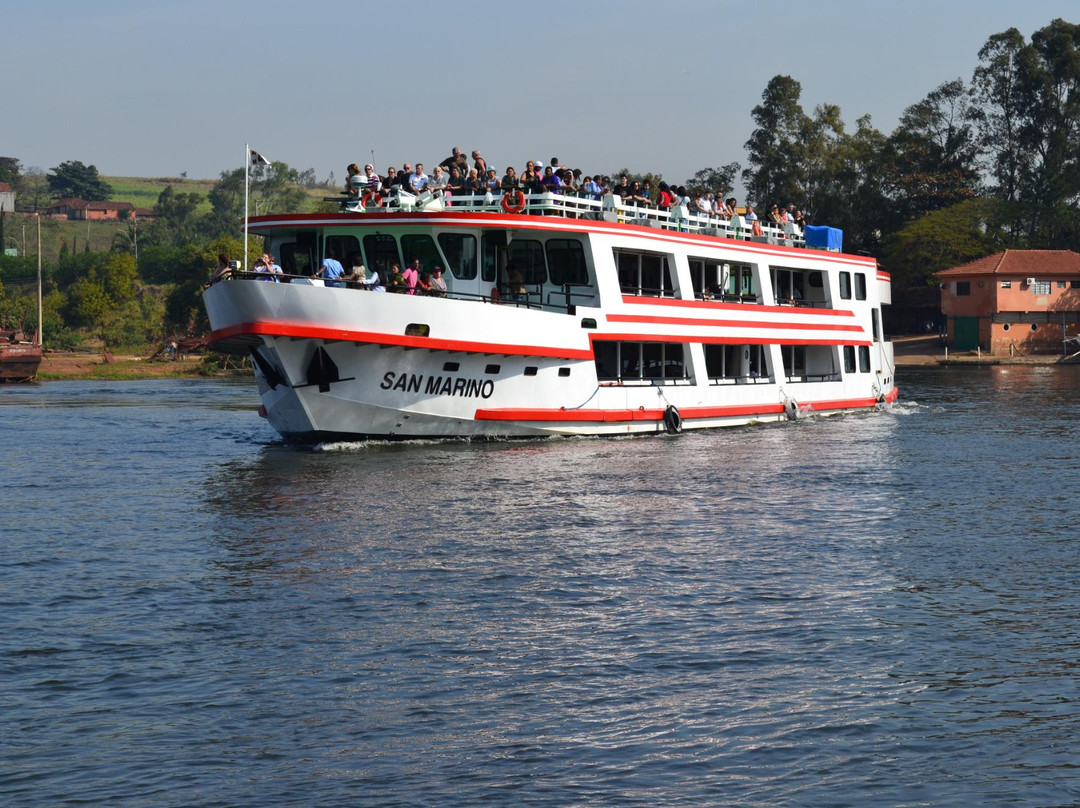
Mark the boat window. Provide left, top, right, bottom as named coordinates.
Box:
left=363, top=234, right=401, bottom=277
left=437, top=233, right=477, bottom=280
left=872, top=308, right=881, bottom=342
left=778, top=344, right=839, bottom=382
left=279, top=241, right=315, bottom=276
left=843, top=345, right=856, bottom=373
left=839, top=271, right=851, bottom=300
left=615, top=250, right=674, bottom=297
left=401, top=234, right=442, bottom=276
left=326, top=235, right=360, bottom=267
left=859, top=345, right=871, bottom=372
left=594, top=341, right=686, bottom=382
left=481, top=231, right=506, bottom=283
left=808, top=271, right=824, bottom=288
left=689, top=258, right=728, bottom=300
left=855, top=272, right=867, bottom=300
left=726, top=265, right=756, bottom=301
left=508, top=239, right=546, bottom=286
left=546, top=239, right=588, bottom=286
left=781, top=345, right=806, bottom=378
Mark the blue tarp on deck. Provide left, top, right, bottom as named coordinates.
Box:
left=804, top=226, right=842, bottom=252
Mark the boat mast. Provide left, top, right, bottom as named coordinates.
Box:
left=36, top=213, right=42, bottom=348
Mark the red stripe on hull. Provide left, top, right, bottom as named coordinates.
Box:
left=474, top=393, right=895, bottom=424
left=208, top=321, right=593, bottom=359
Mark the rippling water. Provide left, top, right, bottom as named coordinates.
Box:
left=2, top=368, right=1079, bottom=806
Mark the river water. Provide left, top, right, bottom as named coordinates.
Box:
left=2, top=366, right=1079, bottom=806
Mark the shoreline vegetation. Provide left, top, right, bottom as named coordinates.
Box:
left=26, top=337, right=1075, bottom=383
left=36, top=351, right=230, bottom=380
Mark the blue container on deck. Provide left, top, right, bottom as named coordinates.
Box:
left=804, top=226, right=843, bottom=252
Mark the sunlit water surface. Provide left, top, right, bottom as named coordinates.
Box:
left=2, top=368, right=1079, bottom=806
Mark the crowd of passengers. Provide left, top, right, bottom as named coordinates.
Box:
left=343, top=145, right=807, bottom=227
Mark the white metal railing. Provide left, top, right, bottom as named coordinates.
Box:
left=341, top=189, right=806, bottom=246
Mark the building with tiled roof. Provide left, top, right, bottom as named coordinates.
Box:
left=0, top=181, right=16, bottom=213
left=935, top=250, right=1080, bottom=354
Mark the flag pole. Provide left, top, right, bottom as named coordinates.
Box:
left=244, top=142, right=250, bottom=272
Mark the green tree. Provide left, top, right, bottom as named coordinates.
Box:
left=743, top=75, right=810, bottom=207
left=47, top=160, right=113, bottom=201
left=146, top=185, right=204, bottom=247
left=683, top=163, right=741, bottom=199
left=0, top=156, right=21, bottom=186
left=880, top=79, right=981, bottom=223
left=882, top=198, right=1017, bottom=290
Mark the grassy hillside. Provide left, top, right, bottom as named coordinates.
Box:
left=104, top=176, right=216, bottom=214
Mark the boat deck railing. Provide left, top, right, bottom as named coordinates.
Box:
left=334, top=189, right=807, bottom=247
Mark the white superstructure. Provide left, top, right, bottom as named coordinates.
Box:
left=204, top=191, right=897, bottom=441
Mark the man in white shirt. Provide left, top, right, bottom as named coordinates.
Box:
left=409, top=163, right=429, bottom=194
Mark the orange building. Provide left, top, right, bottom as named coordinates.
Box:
left=936, top=250, right=1080, bottom=354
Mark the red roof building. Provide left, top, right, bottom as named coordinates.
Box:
left=936, top=250, right=1080, bottom=354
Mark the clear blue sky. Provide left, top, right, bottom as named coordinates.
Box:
left=5, top=0, right=1077, bottom=195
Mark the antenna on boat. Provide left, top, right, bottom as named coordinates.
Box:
left=371, top=149, right=376, bottom=169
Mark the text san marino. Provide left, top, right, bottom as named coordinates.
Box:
left=380, top=371, right=495, bottom=399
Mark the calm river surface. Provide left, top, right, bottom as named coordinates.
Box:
left=2, top=366, right=1079, bottom=806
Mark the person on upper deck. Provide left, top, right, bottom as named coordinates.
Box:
left=439, top=147, right=469, bottom=175
left=540, top=165, right=562, bottom=192
left=471, top=150, right=487, bottom=177
left=612, top=175, right=631, bottom=200
left=381, top=166, right=400, bottom=198
left=744, top=204, right=758, bottom=221
left=363, top=164, right=381, bottom=194
left=769, top=204, right=783, bottom=224
left=583, top=175, right=603, bottom=200
left=409, top=163, right=429, bottom=194
left=463, top=168, right=481, bottom=194
left=346, top=163, right=363, bottom=198
left=520, top=163, right=542, bottom=193
left=501, top=166, right=520, bottom=191
left=483, top=168, right=500, bottom=193
left=446, top=167, right=464, bottom=194
left=429, top=165, right=448, bottom=192
left=794, top=209, right=806, bottom=228
left=626, top=181, right=651, bottom=206
left=656, top=181, right=675, bottom=209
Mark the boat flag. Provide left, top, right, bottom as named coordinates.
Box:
left=250, top=148, right=270, bottom=166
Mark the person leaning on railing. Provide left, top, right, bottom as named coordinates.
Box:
left=501, top=166, right=520, bottom=191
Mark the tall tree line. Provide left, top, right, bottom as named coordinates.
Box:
left=738, top=18, right=1080, bottom=289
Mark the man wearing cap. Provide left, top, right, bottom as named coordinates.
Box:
left=363, top=164, right=381, bottom=193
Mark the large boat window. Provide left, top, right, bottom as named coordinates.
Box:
left=616, top=250, right=673, bottom=297
left=726, top=265, right=757, bottom=301
left=279, top=241, right=315, bottom=276
left=401, top=234, right=442, bottom=274
left=325, top=235, right=361, bottom=267
left=689, top=258, right=728, bottom=300
left=771, top=268, right=807, bottom=305
left=508, top=240, right=547, bottom=286
left=704, top=344, right=769, bottom=383
left=437, top=233, right=477, bottom=280
left=780, top=344, right=840, bottom=382
left=363, top=234, right=402, bottom=277
left=594, top=341, right=686, bottom=383
left=546, top=239, right=588, bottom=286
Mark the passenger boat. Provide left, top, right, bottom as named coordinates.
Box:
left=204, top=188, right=897, bottom=441
left=0, top=326, right=42, bottom=383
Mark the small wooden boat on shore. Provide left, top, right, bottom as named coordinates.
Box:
left=0, top=327, right=42, bottom=383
